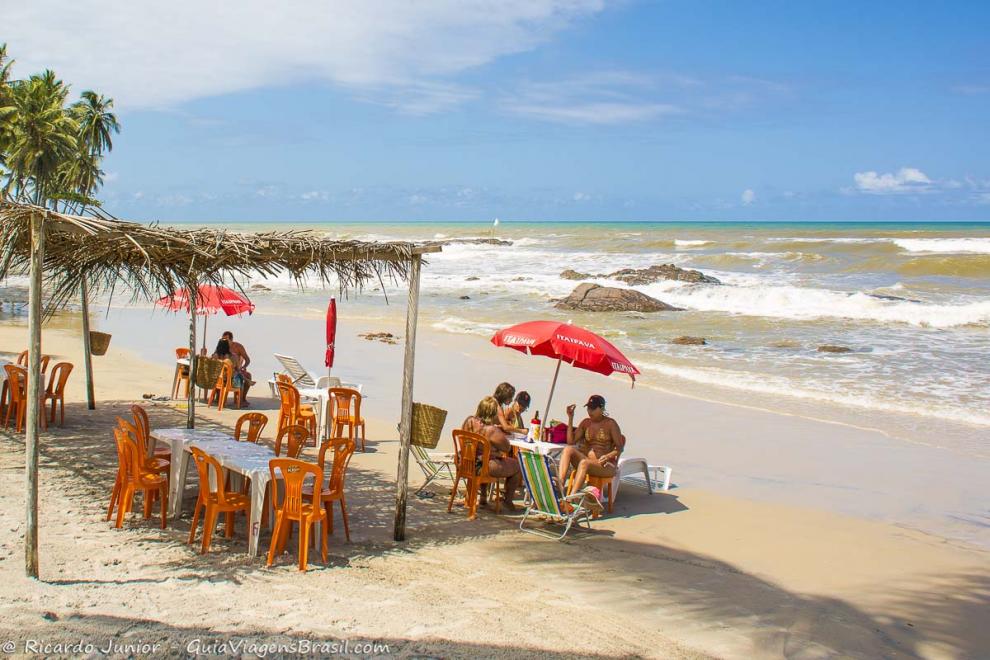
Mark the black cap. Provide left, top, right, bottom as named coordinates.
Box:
left=584, top=394, right=606, bottom=410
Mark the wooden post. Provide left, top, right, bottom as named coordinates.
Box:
left=80, top=278, right=95, bottom=410
left=393, top=254, right=422, bottom=542
left=186, top=285, right=197, bottom=429
left=25, top=211, right=45, bottom=578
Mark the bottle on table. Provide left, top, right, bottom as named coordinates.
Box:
left=528, top=410, right=541, bottom=442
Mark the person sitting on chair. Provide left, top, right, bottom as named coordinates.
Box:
left=499, top=390, right=531, bottom=434
left=462, top=396, right=522, bottom=512
left=557, top=395, right=624, bottom=494
left=221, top=330, right=254, bottom=405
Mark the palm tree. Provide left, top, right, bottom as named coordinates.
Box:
left=72, top=90, right=119, bottom=157
left=2, top=70, right=78, bottom=205
left=0, top=44, right=16, bottom=182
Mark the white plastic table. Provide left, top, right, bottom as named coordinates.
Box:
left=508, top=438, right=567, bottom=457
left=153, top=427, right=276, bottom=557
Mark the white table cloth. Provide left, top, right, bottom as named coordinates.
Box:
left=509, top=438, right=567, bottom=457
left=153, top=427, right=276, bottom=557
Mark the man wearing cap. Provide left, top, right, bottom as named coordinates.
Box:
left=557, top=395, right=624, bottom=494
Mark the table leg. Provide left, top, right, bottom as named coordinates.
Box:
left=248, top=476, right=266, bottom=557
left=168, top=444, right=190, bottom=520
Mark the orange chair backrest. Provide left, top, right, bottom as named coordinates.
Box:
left=268, top=458, right=322, bottom=518
left=317, top=437, right=356, bottom=494
left=234, top=413, right=268, bottom=443
left=275, top=381, right=301, bottom=415
left=130, top=405, right=151, bottom=444
left=15, top=351, right=50, bottom=373
left=328, top=387, right=361, bottom=425
left=452, top=429, right=491, bottom=478
left=275, top=424, right=309, bottom=458
left=113, top=425, right=145, bottom=481
left=175, top=347, right=190, bottom=360
left=4, top=365, right=26, bottom=403
left=190, top=446, right=236, bottom=505
left=215, top=361, right=233, bottom=389
left=118, top=416, right=151, bottom=461
left=46, top=361, right=73, bottom=396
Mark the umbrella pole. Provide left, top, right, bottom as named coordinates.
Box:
left=187, top=287, right=197, bottom=429
left=543, top=357, right=563, bottom=425
left=202, top=314, right=207, bottom=353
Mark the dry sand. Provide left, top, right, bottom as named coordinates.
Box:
left=0, top=315, right=988, bottom=659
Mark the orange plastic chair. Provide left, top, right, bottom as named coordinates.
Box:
left=303, top=437, right=356, bottom=542
left=172, top=347, right=191, bottom=399
left=275, top=381, right=316, bottom=440
left=208, top=361, right=242, bottom=411
left=16, top=350, right=51, bottom=375
left=43, top=361, right=73, bottom=426
left=110, top=427, right=168, bottom=529
left=266, top=458, right=328, bottom=571
left=118, top=416, right=169, bottom=478
left=187, top=446, right=251, bottom=553
left=234, top=412, right=268, bottom=443
left=447, top=429, right=501, bottom=520
left=130, top=404, right=172, bottom=465
left=274, top=424, right=309, bottom=459
left=328, top=387, right=366, bottom=452
left=2, top=364, right=45, bottom=432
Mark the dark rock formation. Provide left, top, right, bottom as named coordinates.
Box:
left=555, top=284, right=683, bottom=313
left=249, top=283, right=271, bottom=291
left=671, top=336, right=706, bottom=345
left=817, top=344, right=853, bottom=353
left=360, top=332, right=400, bottom=345
left=560, top=269, right=593, bottom=281
left=608, top=264, right=720, bottom=286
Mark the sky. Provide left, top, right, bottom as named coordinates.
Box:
left=5, top=0, right=990, bottom=222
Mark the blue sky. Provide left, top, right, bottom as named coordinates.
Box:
left=7, top=0, right=990, bottom=221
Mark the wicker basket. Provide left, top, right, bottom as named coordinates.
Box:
left=410, top=403, right=447, bottom=448
left=194, top=357, right=224, bottom=391
left=89, top=331, right=112, bottom=356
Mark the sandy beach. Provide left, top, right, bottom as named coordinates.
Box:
left=1, top=310, right=987, bottom=659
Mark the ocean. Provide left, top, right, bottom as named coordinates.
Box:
left=11, top=219, right=990, bottom=454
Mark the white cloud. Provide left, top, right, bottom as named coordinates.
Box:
left=503, top=71, right=681, bottom=125
left=853, top=167, right=933, bottom=194
left=573, top=191, right=592, bottom=202
left=3, top=0, right=605, bottom=111
left=741, top=188, right=756, bottom=205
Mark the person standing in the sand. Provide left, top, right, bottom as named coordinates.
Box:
left=557, top=395, right=624, bottom=494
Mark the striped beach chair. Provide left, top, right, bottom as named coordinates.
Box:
left=517, top=446, right=600, bottom=540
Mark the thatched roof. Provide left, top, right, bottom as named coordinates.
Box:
left=0, top=202, right=438, bottom=311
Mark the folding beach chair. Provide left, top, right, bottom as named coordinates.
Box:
left=517, top=446, right=600, bottom=540
left=269, top=354, right=363, bottom=397
left=410, top=445, right=456, bottom=497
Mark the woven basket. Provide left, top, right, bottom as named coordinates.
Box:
left=410, top=403, right=447, bottom=448
left=194, top=357, right=224, bottom=390
left=89, top=331, right=112, bottom=356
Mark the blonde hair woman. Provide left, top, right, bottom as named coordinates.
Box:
left=462, top=396, right=522, bottom=511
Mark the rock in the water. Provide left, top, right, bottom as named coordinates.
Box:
left=511, top=276, right=531, bottom=282
left=818, top=344, right=853, bottom=353
left=360, top=332, right=400, bottom=345
left=608, top=264, right=721, bottom=286
left=560, top=269, right=593, bottom=281
left=459, top=295, right=470, bottom=300
left=425, top=238, right=513, bottom=247
left=671, top=336, right=706, bottom=345
left=465, top=276, right=480, bottom=281
left=249, top=283, right=271, bottom=291
left=555, top=284, right=683, bottom=313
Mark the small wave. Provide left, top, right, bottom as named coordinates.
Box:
left=639, top=361, right=990, bottom=427
left=430, top=316, right=503, bottom=337
left=645, top=282, right=990, bottom=328
left=674, top=239, right=712, bottom=248
left=896, top=255, right=990, bottom=279
left=893, top=238, right=990, bottom=254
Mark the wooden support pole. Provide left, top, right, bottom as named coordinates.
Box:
left=393, top=254, right=422, bottom=542
left=186, top=285, right=197, bottom=429
left=80, top=278, right=95, bottom=410
left=25, top=211, right=45, bottom=578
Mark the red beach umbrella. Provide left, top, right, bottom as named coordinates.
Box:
left=157, top=284, right=255, bottom=352
left=325, top=298, right=337, bottom=369
left=491, top=320, right=639, bottom=423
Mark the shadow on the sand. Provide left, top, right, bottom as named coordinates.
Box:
left=4, top=400, right=989, bottom=658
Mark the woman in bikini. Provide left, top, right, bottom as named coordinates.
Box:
left=462, top=396, right=522, bottom=511
left=557, top=394, right=624, bottom=494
